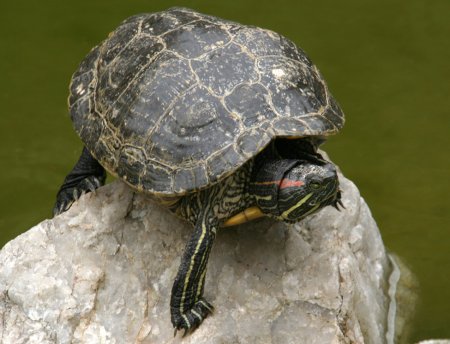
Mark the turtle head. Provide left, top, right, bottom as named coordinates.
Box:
left=250, top=159, right=341, bottom=223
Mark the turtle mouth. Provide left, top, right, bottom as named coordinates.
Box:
left=322, top=177, right=344, bottom=211
left=329, top=178, right=344, bottom=211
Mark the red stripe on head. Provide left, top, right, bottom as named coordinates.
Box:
left=280, top=179, right=305, bottom=189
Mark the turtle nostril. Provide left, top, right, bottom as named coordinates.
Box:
left=326, top=163, right=337, bottom=173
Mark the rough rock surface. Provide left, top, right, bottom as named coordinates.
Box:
left=0, top=173, right=395, bottom=343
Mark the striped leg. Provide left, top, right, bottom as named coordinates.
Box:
left=170, top=211, right=217, bottom=335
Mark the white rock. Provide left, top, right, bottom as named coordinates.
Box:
left=0, top=173, right=400, bottom=343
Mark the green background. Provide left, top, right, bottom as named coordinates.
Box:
left=0, top=0, right=449, bottom=341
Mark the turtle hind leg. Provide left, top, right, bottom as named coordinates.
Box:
left=53, top=147, right=106, bottom=216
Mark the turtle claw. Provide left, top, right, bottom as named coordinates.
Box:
left=336, top=199, right=345, bottom=210
left=63, top=201, right=73, bottom=212
left=173, top=328, right=189, bottom=338
left=172, top=298, right=214, bottom=336
left=85, top=178, right=98, bottom=194
left=332, top=189, right=345, bottom=211
left=72, top=188, right=79, bottom=201
left=55, top=198, right=74, bottom=216
left=53, top=175, right=105, bottom=216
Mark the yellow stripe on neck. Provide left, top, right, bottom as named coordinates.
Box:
left=281, top=193, right=313, bottom=219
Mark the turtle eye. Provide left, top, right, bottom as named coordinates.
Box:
left=310, top=182, right=321, bottom=190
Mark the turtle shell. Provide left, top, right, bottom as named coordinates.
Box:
left=69, top=7, right=344, bottom=196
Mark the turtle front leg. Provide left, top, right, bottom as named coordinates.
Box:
left=170, top=210, right=217, bottom=335
left=53, top=147, right=106, bottom=215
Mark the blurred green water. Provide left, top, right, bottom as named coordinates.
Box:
left=0, top=0, right=449, bottom=341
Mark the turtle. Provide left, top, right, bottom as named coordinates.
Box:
left=53, top=7, right=345, bottom=334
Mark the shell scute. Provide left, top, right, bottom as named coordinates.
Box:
left=206, top=145, right=243, bottom=183
left=116, top=54, right=197, bottom=144
left=278, top=36, right=313, bottom=66
left=143, top=161, right=174, bottom=193
left=117, top=146, right=146, bottom=186
left=272, top=117, right=311, bottom=135
left=301, top=115, right=336, bottom=132
left=236, top=127, right=271, bottom=158
left=139, top=8, right=201, bottom=36
left=147, top=86, right=240, bottom=168
left=233, top=27, right=284, bottom=57
left=97, top=36, right=164, bottom=115
left=191, top=42, right=258, bottom=97
left=173, top=165, right=209, bottom=194
left=94, top=138, right=118, bottom=172
left=74, top=46, right=101, bottom=76
left=323, top=96, right=345, bottom=130
left=257, top=56, right=326, bottom=119
left=163, top=20, right=232, bottom=59
left=69, top=47, right=100, bottom=109
left=224, top=83, right=276, bottom=127
left=78, top=111, right=103, bottom=150
left=100, top=21, right=141, bottom=66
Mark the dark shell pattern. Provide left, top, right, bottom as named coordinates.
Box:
left=69, top=7, right=344, bottom=195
